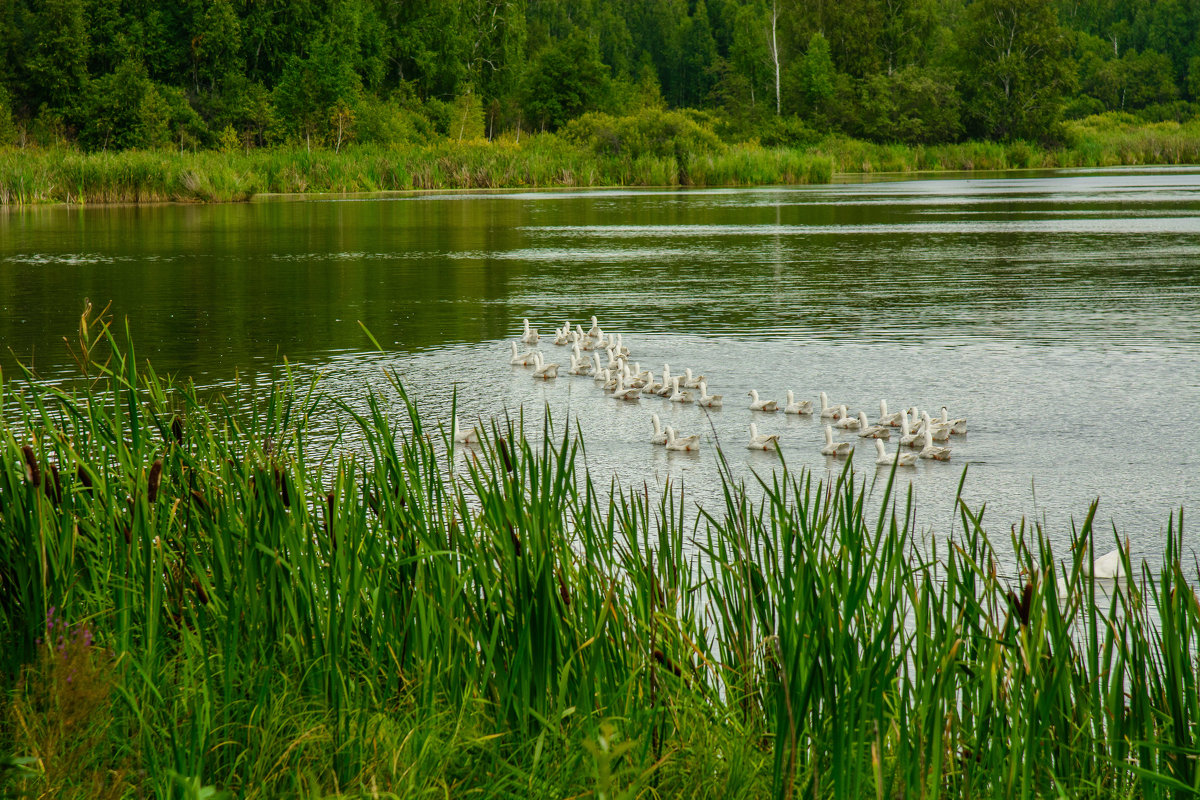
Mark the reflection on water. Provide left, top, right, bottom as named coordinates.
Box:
left=2, top=169, right=1198, bottom=568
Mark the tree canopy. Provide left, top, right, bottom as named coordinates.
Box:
left=0, top=0, right=1196, bottom=151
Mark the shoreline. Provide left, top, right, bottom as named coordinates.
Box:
left=2, top=114, right=1199, bottom=207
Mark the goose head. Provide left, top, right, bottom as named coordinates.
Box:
left=880, top=399, right=888, bottom=416
left=787, top=390, right=795, bottom=405
left=665, top=426, right=676, bottom=444
left=901, top=416, right=911, bottom=436
left=652, top=413, right=662, bottom=433
left=839, top=405, right=849, bottom=417
left=684, top=368, right=694, bottom=380
left=590, top=315, right=598, bottom=326
left=523, top=318, right=531, bottom=331
left=924, top=429, right=934, bottom=447
left=820, top=391, right=830, bottom=409
left=824, top=425, right=834, bottom=444
left=510, top=341, right=518, bottom=354
left=749, top=389, right=759, bottom=401
left=699, top=381, right=708, bottom=396
left=859, top=411, right=870, bottom=427
left=940, top=406, right=950, bottom=422
left=751, top=423, right=759, bottom=438
left=672, top=376, right=682, bottom=390
left=875, top=440, right=887, bottom=456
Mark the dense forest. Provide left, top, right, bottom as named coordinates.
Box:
left=0, top=0, right=1197, bottom=152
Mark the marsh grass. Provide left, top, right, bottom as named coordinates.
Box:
left=3, top=114, right=1197, bottom=206
left=0, top=326, right=1198, bottom=798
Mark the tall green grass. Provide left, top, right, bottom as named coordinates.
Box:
left=1, top=327, right=1198, bottom=798
left=3, top=113, right=1198, bottom=205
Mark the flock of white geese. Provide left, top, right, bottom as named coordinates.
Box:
left=479, top=316, right=967, bottom=467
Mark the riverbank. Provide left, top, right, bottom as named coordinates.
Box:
left=1, top=330, right=1197, bottom=798
left=1, top=114, right=1198, bottom=206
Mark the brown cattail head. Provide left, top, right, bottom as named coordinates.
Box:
left=148, top=460, right=163, bottom=504
left=498, top=437, right=513, bottom=473
left=274, top=467, right=290, bottom=507
left=1018, top=582, right=1034, bottom=626
left=193, top=576, right=209, bottom=606
left=171, top=416, right=184, bottom=445
left=365, top=487, right=380, bottom=518
left=652, top=648, right=683, bottom=677
left=44, top=461, right=62, bottom=506
left=77, top=465, right=93, bottom=492
left=507, top=522, right=522, bottom=557
left=557, top=569, right=571, bottom=608
left=326, top=491, right=336, bottom=551
left=21, top=446, right=40, bottom=488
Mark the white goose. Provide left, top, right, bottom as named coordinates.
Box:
left=643, top=371, right=664, bottom=395
left=784, top=391, right=813, bottom=415
left=1085, top=547, right=1125, bottom=579
left=592, top=355, right=607, bottom=383
left=697, top=382, right=723, bottom=408
left=632, top=363, right=652, bottom=386
left=938, top=406, right=968, bottom=435
left=521, top=318, right=539, bottom=345
left=918, top=429, right=951, bottom=460
left=875, top=439, right=917, bottom=467
left=856, top=412, right=891, bottom=440
left=899, top=416, right=923, bottom=448
left=921, top=412, right=951, bottom=442
left=553, top=321, right=571, bottom=345
left=748, top=390, right=778, bottom=412
left=586, top=316, right=601, bottom=339
left=568, top=350, right=592, bottom=376
left=877, top=400, right=904, bottom=427
left=665, top=426, right=701, bottom=451
left=747, top=423, right=779, bottom=450
left=834, top=407, right=861, bottom=430
left=669, top=376, right=694, bottom=403
left=510, top=341, right=537, bottom=366
left=682, top=368, right=705, bottom=389
left=612, top=333, right=630, bottom=358
left=453, top=417, right=480, bottom=445
left=650, top=414, right=668, bottom=445
left=531, top=353, right=559, bottom=380
left=819, top=391, right=845, bottom=419
left=820, top=425, right=853, bottom=457
left=612, top=374, right=641, bottom=402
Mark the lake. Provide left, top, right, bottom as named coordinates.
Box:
left=3, top=168, right=1199, bottom=569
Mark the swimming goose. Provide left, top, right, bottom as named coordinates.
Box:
left=834, top=407, right=861, bottom=430
left=521, top=318, right=539, bottom=345
left=747, top=423, right=780, bottom=450
left=669, top=376, right=694, bottom=403
left=819, top=391, right=845, bottom=419
left=820, top=425, right=853, bottom=457
left=697, top=381, right=722, bottom=408
left=665, top=426, right=700, bottom=451
left=592, top=355, right=607, bottom=383
left=748, top=390, right=778, bottom=412
left=510, top=341, right=537, bottom=366
left=938, top=406, right=968, bottom=435
left=877, top=400, right=904, bottom=427
left=612, top=333, right=630, bottom=358
left=568, top=351, right=592, bottom=375
left=643, top=371, right=664, bottom=395
left=650, top=413, right=668, bottom=445
left=453, top=417, right=480, bottom=445
left=553, top=322, right=570, bottom=346
left=633, top=363, right=652, bottom=385
left=899, top=416, right=923, bottom=448
left=918, top=430, right=951, bottom=460
left=531, top=353, right=559, bottom=380
left=682, top=368, right=705, bottom=389
left=784, top=391, right=813, bottom=415
left=612, top=374, right=641, bottom=401
left=657, top=370, right=676, bottom=397
left=856, top=412, right=891, bottom=439
left=921, top=412, right=951, bottom=441
left=586, top=316, right=601, bottom=339
left=1085, top=547, right=1125, bottom=579
left=875, top=439, right=917, bottom=467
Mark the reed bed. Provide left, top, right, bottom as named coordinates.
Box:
left=1, top=327, right=1198, bottom=798
left=3, top=114, right=1197, bottom=206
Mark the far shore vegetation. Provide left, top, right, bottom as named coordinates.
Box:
left=2, top=111, right=1199, bottom=205
left=3, top=0, right=1200, bottom=204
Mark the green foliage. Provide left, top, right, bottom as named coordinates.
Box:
left=0, top=331, right=1198, bottom=797
left=76, top=60, right=182, bottom=151
left=24, top=0, right=90, bottom=112
left=0, top=85, right=16, bottom=147
left=858, top=66, right=963, bottom=144
left=959, top=0, right=1072, bottom=142
left=798, top=33, right=836, bottom=117
left=523, top=31, right=610, bottom=131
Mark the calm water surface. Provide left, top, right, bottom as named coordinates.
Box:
left=3, top=169, right=1199, bottom=568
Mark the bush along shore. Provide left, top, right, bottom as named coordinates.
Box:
left=1, top=329, right=1198, bottom=799
left=2, top=112, right=1199, bottom=206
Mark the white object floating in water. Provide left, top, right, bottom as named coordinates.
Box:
left=748, top=390, right=778, bottom=412
left=747, top=423, right=779, bottom=450
left=821, top=425, right=853, bottom=457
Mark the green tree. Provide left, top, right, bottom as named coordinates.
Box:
left=25, top=0, right=90, bottom=112
left=193, top=0, right=242, bottom=92
left=800, top=32, right=835, bottom=116
left=523, top=31, right=609, bottom=130
left=858, top=66, right=963, bottom=143
left=959, top=0, right=1072, bottom=141
left=677, top=0, right=718, bottom=107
